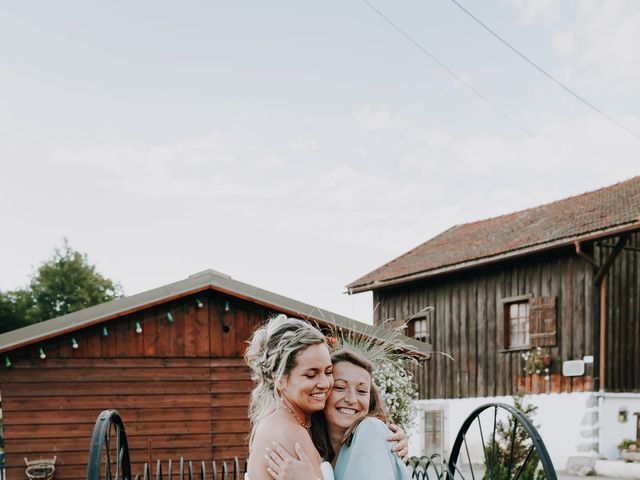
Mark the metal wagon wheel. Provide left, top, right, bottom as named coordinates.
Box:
left=87, top=410, right=132, bottom=480
left=408, top=453, right=444, bottom=479
left=446, top=402, right=556, bottom=480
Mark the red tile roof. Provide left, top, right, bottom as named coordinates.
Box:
left=348, top=176, right=640, bottom=292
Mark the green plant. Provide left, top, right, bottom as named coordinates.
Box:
left=618, top=439, right=639, bottom=451
left=483, top=397, right=546, bottom=480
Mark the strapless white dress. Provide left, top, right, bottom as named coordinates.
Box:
left=320, top=461, right=335, bottom=480
left=245, top=461, right=334, bottom=480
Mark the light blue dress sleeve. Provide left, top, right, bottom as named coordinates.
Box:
left=333, top=417, right=409, bottom=480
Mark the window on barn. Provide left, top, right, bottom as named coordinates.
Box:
left=503, top=295, right=558, bottom=349
left=507, top=300, right=530, bottom=348
left=409, top=317, right=429, bottom=342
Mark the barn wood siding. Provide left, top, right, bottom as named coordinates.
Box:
left=0, top=294, right=262, bottom=480
left=597, top=232, right=640, bottom=392
left=374, top=248, right=600, bottom=399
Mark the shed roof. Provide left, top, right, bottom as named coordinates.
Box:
left=349, top=176, right=640, bottom=293
left=0, top=269, right=429, bottom=356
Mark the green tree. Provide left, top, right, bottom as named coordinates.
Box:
left=0, top=240, right=123, bottom=333
left=0, top=291, right=32, bottom=333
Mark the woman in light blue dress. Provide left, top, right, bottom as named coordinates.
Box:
left=332, top=416, right=409, bottom=479
left=266, top=349, right=410, bottom=480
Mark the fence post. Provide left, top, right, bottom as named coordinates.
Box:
left=156, top=459, right=163, bottom=480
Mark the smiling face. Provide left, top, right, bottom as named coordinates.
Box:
left=323, top=360, right=371, bottom=432
left=279, top=343, right=334, bottom=415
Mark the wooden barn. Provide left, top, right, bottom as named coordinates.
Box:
left=0, top=269, right=429, bottom=480
left=347, top=176, right=640, bottom=468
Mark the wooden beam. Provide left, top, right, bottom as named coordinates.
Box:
left=598, top=242, right=640, bottom=252
left=594, top=234, right=631, bottom=285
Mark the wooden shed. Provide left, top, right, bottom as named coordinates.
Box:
left=0, top=269, right=429, bottom=480
left=347, top=176, right=640, bottom=464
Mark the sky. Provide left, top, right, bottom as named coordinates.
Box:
left=1, top=0, right=639, bottom=324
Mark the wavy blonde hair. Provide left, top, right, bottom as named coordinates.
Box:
left=244, top=314, right=327, bottom=448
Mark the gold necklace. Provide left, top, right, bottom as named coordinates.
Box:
left=282, top=400, right=311, bottom=433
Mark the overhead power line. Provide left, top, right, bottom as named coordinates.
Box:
left=361, top=0, right=535, bottom=137
left=447, top=0, right=640, bottom=141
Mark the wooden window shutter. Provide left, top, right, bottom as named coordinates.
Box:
left=529, top=296, right=557, bottom=347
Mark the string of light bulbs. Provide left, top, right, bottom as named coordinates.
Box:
left=2, top=297, right=233, bottom=368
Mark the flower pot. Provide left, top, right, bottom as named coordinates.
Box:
left=620, top=450, right=640, bottom=462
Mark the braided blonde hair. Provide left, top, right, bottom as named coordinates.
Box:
left=245, top=314, right=327, bottom=447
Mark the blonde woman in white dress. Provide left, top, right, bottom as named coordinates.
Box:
left=245, top=314, right=334, bottom=480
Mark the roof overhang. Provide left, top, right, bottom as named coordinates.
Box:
left=348, top=221, right=640, bottom=294
left=0, top=269, right=430, bottom=358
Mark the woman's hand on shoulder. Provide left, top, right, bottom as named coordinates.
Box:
left=265, top=442, right=318, bottom=480
left=387, top=423, right=409, bottom=463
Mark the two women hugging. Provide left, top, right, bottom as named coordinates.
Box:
left=244, top=314, right=412, bottom=480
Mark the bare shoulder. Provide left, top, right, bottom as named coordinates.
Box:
left=254, top=413, right=318, bottom=456
left=248, top=413, right=321, bottom=480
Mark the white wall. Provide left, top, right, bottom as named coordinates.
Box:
left=410, top=392, right=594, bottom=472
left=597, top=393, right=640, bottom=459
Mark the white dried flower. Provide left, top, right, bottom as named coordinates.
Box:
left=373, top=359, right=418, bottom=430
